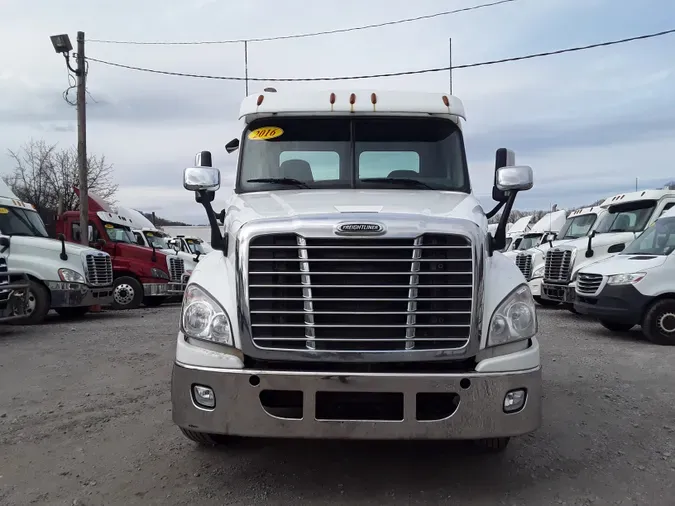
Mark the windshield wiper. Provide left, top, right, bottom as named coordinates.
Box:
left=247, top=178, right=310, bottom=188
left=360, top=177, right=434, bottom=190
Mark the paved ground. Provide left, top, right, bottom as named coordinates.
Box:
left=0, top=305, right=674, bottom=506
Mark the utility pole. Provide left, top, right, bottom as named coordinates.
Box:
left=448, top=38, right=453, bottom=95
left=76, top=31, right=89, bottom=246
left=244, top=41, right=249, bottom=96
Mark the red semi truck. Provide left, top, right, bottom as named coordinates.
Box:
left=54, top=189, right=175, bottom=309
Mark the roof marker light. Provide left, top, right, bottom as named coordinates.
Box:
left=349, top=93, right=356, bottom=113
left=257, top=95, right=264, bottom=106
left=442, top=95, right=450, bottom=107
left=329, top=93, right=336, bottom=104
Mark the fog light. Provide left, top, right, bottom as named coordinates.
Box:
left=193, top=385, right=215, bottom=409
left=503, top=389, right=526, bottom=413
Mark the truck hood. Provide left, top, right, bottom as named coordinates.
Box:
left=552, top=232, right=638, bottom=252
left=580, top=254, right=668, bottom=276
left=228, top=189, right=485, bottom=230
left=7, top=235, right=99, bottom=256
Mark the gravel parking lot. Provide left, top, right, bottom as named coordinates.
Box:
left=1, top=305, right=674, bottom=506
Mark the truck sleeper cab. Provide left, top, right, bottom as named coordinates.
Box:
left=575, top=207, right=675, bottom=345
left=172, top=89, right=542, bottom=452
left=540, top=190, right=675, bottom=309
left=514, top=207, right=607, bottom=306
left=0, top=193, right=113, bottom=324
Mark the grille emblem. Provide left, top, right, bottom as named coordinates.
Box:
left=334, top=222, right=386, bottom=236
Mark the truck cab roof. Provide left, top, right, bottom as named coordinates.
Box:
left=600, top=189, right=675, bottom=208
left=239, top=89, right=466, bottom=125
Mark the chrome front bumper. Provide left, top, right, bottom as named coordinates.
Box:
left=172, top=363, right=542, bottom=440
left=46, top=282, right=114, bottom=308
left=143, top=282, right=169, bottom=296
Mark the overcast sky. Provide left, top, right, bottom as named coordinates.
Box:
left=1, top=0, right=674, bottom=224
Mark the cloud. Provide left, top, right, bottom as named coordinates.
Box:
left=1, top=0, right=675, bottom=222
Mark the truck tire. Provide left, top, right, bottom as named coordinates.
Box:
left=143, top=296, right=168, bottom=307
left=179, top=428, right=229, bottom=446
left=111, top=276, right=143, bottom=310
left=473, top=437, right=510, bottom=452
left=55, top=307, right=90, bottom=319
left=9, top=280, right=51, bottom=325
left=599, top=320, right=634, bottom=332
left=642, top=299, right=675, bottom=345
left=534, top=296, right=559, bottom=307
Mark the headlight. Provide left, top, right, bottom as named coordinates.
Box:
left=607, top=272, right=646, bottom=285
left=488, top=284, right=537, bottom=347
left=181, top=284, right=233, bottom=345
left=58, top=268, right=85, bottom=283
left=150, top=267, right=169, bottom=280
left=531, top=264, right=544, bottom=278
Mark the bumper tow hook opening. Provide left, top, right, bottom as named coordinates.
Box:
left=249, top=375, right=260, bottom=387
left=460, top=378, right=471, bottom=390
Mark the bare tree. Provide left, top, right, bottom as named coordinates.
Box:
left=2, top=139, right=118, bottom=214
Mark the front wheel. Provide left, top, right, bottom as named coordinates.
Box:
left=599, top=320, right=634, bottom=332
left=472, top=437, right=510, bottom=453
left=111, top=276, right=143, bottom=310
left=9, top=280, right=51, bottom=325
left=534, top=296, right=559, bottom=307
left=642, top=299, right=675, bottom=345
left=143, top=296, right=167, bottom=307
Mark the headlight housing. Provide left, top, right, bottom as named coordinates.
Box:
left=488, top=284, right=537, bottom=347
left=531, top=264, right=544, bottom=279
left=181, top=284, right=233, bottom=346
left=58, top=268, right=85, bottom=283
left=607, top=272, right=646, bottom=285
left=150, top=267, right=169, bottom=280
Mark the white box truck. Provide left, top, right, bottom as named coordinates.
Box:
left=171, top=89, right=542, bottom=452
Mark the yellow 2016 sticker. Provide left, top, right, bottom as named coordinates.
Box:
left=248, top=126, right=284, bottom=141
left=0, top=207, right=8, bottom=214
left=105, top=223, right=114, bottom=229
left=146, top=232, right=154, bottom=237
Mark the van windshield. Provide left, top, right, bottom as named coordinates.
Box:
left=0, top=206, right=49, bottom=238
left=595, top=204, right=655, bottom=234
left=622, top=217, right=675, bottom=256
left=558, top=213, right=597, bottom=239
left=237, top=116, right=469, bottom=193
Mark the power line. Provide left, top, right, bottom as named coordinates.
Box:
left=86, top=0, right=518, bottom=45
left=84, top=28, right=675, bottom=82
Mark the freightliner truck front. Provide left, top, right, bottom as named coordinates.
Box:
left=171, top=89, right=542, bottom=452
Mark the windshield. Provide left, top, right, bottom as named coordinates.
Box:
left=595, top=204, right=655, bottom=234
left=184, top=238, right=205, bottom=254
left=503, top=237, right=513, bottom=250
left=622, top=217, right=675, bottom=256
left=103, top=222, right=136, bottom=243
left=0, top=205, right=49, bottom=238
left=144, top=231, right=170, bottom=249
left=236, top=116, right=469, bottom=193
left=517, top=234, right=543, bottom=250
left=557, top=213, right=597, bottom=239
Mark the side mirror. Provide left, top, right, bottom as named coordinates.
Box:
left=96, top=238, right=106, bottom=248
left=492, top=148, right=516, bottom=203
left=168, top=239, right=180, bottom=252
left=87, top=225, right=94, bottom=243
left=183, top=166, right=221, bottom=192
left=0, top=236, right=10, bottom=249
left=225, top=138, right=240, bottom=154
left=495, top=165, right=534, bottom=192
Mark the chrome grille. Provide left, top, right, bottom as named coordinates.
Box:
left=544, top=249, right=573, bottom=282
left=576, top=273, right=603, bottom=295
left=85, top=254, right=113, bottom=286
left=247, top=233, right=474, bottom=352
left=515, top=253, right=533, bottom=280
left=168, top=257, right=185, bottom=282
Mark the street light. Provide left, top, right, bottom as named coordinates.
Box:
left=50, top=34, right=73, bottom=54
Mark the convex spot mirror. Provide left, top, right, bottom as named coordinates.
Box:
left=183, top=166, right=221, bottom=192
left=495, top=165, right=534, bottom=192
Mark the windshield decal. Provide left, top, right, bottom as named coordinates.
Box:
left=105, top=223, right=114, bottom=229
left=248, top=126, right=284, bottom=141
left=0, top=208, right=8, bottom=214
left=146, top=232, right=154, bottom=236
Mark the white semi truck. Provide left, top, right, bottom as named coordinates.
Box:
left=574, top=206, right=675, bottom=345
left=0, top=183, right=114, bottom=323
left=513, top=206, right=608, bottom=306
left=503, top=210, right=567, bottom=261
left=540, top=189, right=675, bottom=308
left=502, top=215, right=533, bottom=252
left=171, top=89, right=542, bottom=452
